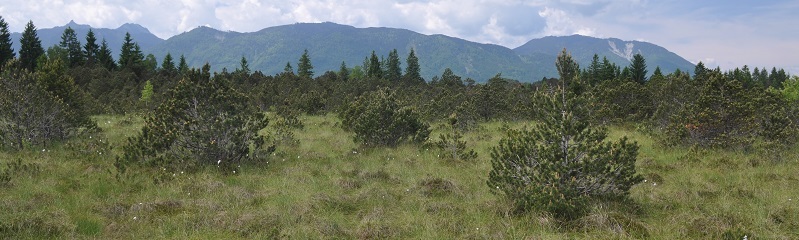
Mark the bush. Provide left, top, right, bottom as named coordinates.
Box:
left=119, top=64, right=272, bottom=173
left=0, top=60, right=94, bottom=150
left=488, top=50, right=642, bottom=219
left=340, top=88, right=430, bottom=147
left=435, top=114, right=476, bottom=161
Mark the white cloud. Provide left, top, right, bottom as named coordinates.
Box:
left=537, top=7, right=595, bottom=36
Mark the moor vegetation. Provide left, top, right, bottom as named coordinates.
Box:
left=1, top=18, right=798, bottom=239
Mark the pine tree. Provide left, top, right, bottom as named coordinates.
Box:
left=487, top=49, right=642, bottom=219
left=404, top=48, right=422, bottom=84
left=297, top=49, right=313, bottom=79
left=367, top=51, right=382, bottom=79
left=161, top=53, right=175, bottom=74
left=283, top=62, right=293, bottom=74
left=97, top=38, right=116, bottom=70
left=436, top=113, right=476, bottom=161
left=19, top=21, right=44, bottom=72
left=83, top=29, right=99, bottom=66
left=0, top=16, right=14, bottom=71
left=338, top=61, right=349, bottom=82
left=386, top=49, right=401, bottom=82
left=630, top=53, right=647, bottom=84
left=59, top=27, right=83, bottom=67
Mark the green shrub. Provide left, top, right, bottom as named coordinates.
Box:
left=340, top=88, right=430, bottom=147
left=0, top=59, right=95, bottom=149
left=119, top=64, right=272, bottom=173
left=436, top=114, right=476, bottom=161
left=488, top=49, right=643, bottom=219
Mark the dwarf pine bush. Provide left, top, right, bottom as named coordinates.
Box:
left=487, top=49, right=643, bottom=219
left=0, top=59, right=95, bottom=150
left=119, top=64, right=271, bottom=173
left=436, top=113, right=476, bottom=161
left=340, top=88, right=430, bottom=147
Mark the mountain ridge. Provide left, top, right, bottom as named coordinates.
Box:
left=10, top=21, right=694, bottom=82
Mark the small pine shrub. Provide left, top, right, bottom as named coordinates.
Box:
left=340, top=88, right=430, bottom=147
left=488, top=50, right=643, bottom=219
left=0, top=159, right=41, bottom=187
left=119, top=64, right=272, bottom=173
left=436, top=114, right=476, bottom=161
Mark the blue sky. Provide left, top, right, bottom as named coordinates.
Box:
left=1, top=0, right=797, bottom=73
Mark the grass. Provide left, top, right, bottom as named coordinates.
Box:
left=1, top=114, right=797, bottom=239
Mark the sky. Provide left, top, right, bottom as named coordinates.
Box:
left=1, top=0, right=797, bottom=73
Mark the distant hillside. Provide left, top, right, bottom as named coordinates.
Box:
left=10, top=20, right=164, bottom=58
left=13, top=22, right=695, bottom=82
left=514, top=35, right=695, bottom=77
left=149, top=22, right=531, bottom=82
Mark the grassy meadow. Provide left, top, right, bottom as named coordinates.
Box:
left=1, top=114, right=798, bottom=239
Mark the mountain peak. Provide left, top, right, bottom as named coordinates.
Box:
left=118, top=23, right=149, bottom=32
left=63, top=20, right=90, bottom=29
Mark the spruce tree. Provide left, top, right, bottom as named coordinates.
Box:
left=630, top=53, right=647, bottom=84
left=19, top=21, right=44, bottom=72
left=283, top=62, right=293, bottom=74
left=83, top=29, right=99, bottom=66
left=97, top=38, right=116, bottom=70
left=386, top=49, right=401, bottom=82
left=297, top=49, right=313, bottom=79
left=59, top=27, right=83, bottom=67
left=487, top=49, right=642, bottom=219
left=338, top=61, right=349, bottom=82
left=586, top=54, right=602, bottom=85
left=404, top=48, right=422, bottom=84
left=598, top=56, right=616, bottom=81
left=118, top=32, right=143, bottom=69
left=367, top=51, right=381, bottom=79
left=161, top=53, right=175, bottom=74
left=0, top=16, right=14, bottom=71
left=238, top=56, right=250, bottom=75
left=178, top=54, right=188, bottom=74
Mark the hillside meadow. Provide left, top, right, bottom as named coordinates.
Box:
left=1, top=113, right=797, bottom=239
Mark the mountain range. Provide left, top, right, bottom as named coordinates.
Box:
left=11, top=21, right=694, bottom=82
